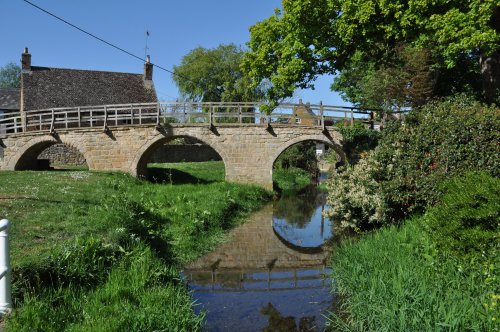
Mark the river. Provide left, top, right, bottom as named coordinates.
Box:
left=183, top=181, right=334, bottom=331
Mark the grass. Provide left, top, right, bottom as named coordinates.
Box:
left=0, top=161, right=271, bottom=331
left=147, top=161, right=225, bottom=184
left=329, top=221, right=497, bottom=331
left=273, top=167, right=313, bottom=191
left=328, top=173, right=499, bottom=331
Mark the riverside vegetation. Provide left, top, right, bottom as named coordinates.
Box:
left=0, top=161, right=271, bottom=331
left=326, top=96, right=499, bottom=331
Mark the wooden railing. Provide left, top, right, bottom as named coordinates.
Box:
left=0, top=101, right=374, bottom=136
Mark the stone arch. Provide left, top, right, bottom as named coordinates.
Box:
left=129, top=133, right=228, bottom=180
left=6, top=135, right=90, bottom=170
left=270, top=134, right=345, bottom=171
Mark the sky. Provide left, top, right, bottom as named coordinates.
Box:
left=0, top=0, right=351, bottom=106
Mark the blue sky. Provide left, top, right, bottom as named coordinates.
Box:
left=0, top=0, right=350, bottom=106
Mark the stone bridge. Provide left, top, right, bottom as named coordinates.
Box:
left=0, top=102, right=359, bottom=189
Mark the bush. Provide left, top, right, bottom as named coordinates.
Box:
left=424, top=172, right=500, bottom=257
left=326, top=95, right=500, bottom=229
left=326, top=155, right=386, bottom=231
left=377, top=95, right=499, bottom=220
left=336, top=122, right=380, bottom=164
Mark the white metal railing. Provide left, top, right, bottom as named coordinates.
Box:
left=0, top=219, right=11, bottom=315
left=0, top=101, right=376, bottom=136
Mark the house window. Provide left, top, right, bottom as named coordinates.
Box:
left=295, top=117, right=301, bottom=124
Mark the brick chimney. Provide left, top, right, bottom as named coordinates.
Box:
left=144, top=55, right=153, bottom=81
left=21, top=47, right=31, bottom=72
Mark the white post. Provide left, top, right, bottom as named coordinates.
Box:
left=0, top=219, right=11, bottom=315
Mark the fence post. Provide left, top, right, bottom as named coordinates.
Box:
left=103, top=106, right=108, bottom=131
left=22, top=112, right=27, bottom=132
left=49, top=109, right=55, bottom=134
left=0, top=219, right=11, bottom=315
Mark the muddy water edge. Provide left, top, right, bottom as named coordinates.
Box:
left=183, top=178, right=337, bottom=331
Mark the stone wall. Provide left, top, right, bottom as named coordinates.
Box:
left=38, top=143, right=86, bottom=166
left=150, top=144, right=221, bottom=163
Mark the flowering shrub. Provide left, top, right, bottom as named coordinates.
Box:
left=326, top=153, right=387, bottom=231
left=326, top=95, right=500, bottom=229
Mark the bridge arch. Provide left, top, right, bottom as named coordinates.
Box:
left=6, top=135, right=91, bottom=170
left=270, top=134, right=345, bottom=171
left=129, top=133, right=228, bottom=180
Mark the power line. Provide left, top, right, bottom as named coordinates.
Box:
left=22, top=0, right=202, bottom=89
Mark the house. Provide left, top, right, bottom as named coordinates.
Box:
left=0, top=88, right=20, bottom=134
left=288, top=100, right=320, bottom=126
left=1, top=48, right=158, bottom=166
left=20, top=48, right=157, bottom=113
left=0, top=88, right=20, bottom=113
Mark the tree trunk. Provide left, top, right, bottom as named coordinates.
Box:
left=481, top=50, right=500, bottom=104
left=480, top=6, right=500, bottom=104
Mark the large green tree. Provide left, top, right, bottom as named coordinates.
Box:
left=0, top=62, right=21, bottom=88
left=243, top=0, right=500, bottom=105
left=173, top=44, right=266, bottom=102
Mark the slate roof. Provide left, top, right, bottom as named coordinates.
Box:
left=22, top=66, right=157, bottom=111
left=0, top=88, right=21, bottom=111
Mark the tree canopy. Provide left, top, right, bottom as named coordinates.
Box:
left=173, top=44, right=266, bottom=102
left=242, top=0, right=500, bottom=105
left=0, top=62, right=21, bottom=88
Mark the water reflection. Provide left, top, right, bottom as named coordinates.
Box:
left=183, top=185, right=334, bottom=331
left=273, top=186, right=332, bottom=249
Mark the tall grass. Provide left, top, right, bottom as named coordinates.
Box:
left=328, top=172, right=499, bottom=331
left=0, top=161, right=270, bottom=331
left=329, top=221, right=496, bottom=331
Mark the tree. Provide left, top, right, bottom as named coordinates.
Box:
left=173, top=44, right=266, bottom=102
left=331, top=46, right=434, bottom=111
left=242, top=0, right=500, bottom=104
left=0, top=62, right=21, bottom=88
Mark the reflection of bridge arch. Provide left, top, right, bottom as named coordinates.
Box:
left=130, top=132, right=227, bottom=179
left=271, top=226, right=326, bottom=254
left=6, top=134, right=90, bottom=170
left=184, top=204, right=330, bottom=272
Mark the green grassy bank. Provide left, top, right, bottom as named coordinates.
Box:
left=328, top=172, right=499, bottom=331
left=272, top=167, right=313, bottom=191
left=0, top=161, right=271, bottom=331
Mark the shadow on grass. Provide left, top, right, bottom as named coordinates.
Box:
left=147, top=167, right=216, bottom=185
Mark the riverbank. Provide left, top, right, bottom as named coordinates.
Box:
left=328, top=172, right=499, bottom=331
left=0, top=161, right=271, bottom=330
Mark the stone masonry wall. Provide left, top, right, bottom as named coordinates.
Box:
left=38, top=143, right=86, bottom=165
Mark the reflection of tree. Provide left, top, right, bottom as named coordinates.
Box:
left=260, top=303, right=316, bottom=332
left=273, top=187, right=326, bottom=228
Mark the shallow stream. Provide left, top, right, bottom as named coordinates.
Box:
left=183, top=180, right=335, bottom=331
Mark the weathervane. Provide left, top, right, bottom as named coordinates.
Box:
left=145, top=30, right=150, bottom=60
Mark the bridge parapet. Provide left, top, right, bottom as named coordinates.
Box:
left=0, top=102, right=374, bottom=136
